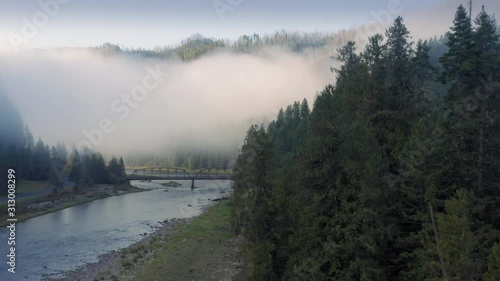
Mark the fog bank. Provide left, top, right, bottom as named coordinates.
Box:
left=0, top=48, right=332, bottom=155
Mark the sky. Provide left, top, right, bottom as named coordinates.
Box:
left=0, top=0, right=498, bottom=51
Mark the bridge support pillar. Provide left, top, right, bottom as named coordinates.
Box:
left=191, top=179, right=195, bottom=190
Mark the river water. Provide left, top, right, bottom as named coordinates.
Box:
left=0, top=179, right=231, bottom=281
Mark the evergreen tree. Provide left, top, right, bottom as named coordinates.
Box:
left=23, top=126, right=35, bottom=179
left=54, top=141, right=68, bottom=162
left=439, top=4, right=474, bottom=84
left=362, top=34, right=385, bottom=70
left=385, top=16, right=413, bottom=98
left=486, top=243, right=500, bottom=281
left=436, top=189, right=482, bottom=280
left=108, top=156, right=121, bottom=182
left=118, top=157, right=126, bottom=177
left=334, top=41, right=359, bottom=86
left=229, top=5, right=499, bottom=280
left=32, top=138, right=50, bottom=180
left=87, top=152, right=108, bottom=184
left=472, top=6, right=500, bottom=207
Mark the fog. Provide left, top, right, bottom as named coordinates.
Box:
left=2, top=0, right=498, bottom=157
left=0, top=48, right=332, bottom=155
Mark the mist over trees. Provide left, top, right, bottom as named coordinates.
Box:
left=125, top=149, right=235, bottom=170
left=88, top=27, right=454, bottom=168
left=0, top=92, right=127, bottom=193
left=231, top=5, right=499, bottom=280
left=66, top=150, right=126, bottom=191
left=92, top=22, right=500, bottom=65
left=0, top=92, right=25, bottom=193
left=92, top=26, right=384, bottom=61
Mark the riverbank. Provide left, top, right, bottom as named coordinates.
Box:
left=45, top=199, right=247, bottom=281
left=0, top=184, right=144, bottom=227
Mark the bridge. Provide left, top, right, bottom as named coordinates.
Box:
left=121, top=167, right=232, bottom=190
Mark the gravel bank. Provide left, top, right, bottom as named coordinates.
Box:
left=41, top=199, right=243, bottom=281
left=42, top=217, right=189, bottom=281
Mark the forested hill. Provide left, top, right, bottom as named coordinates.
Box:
left=91, top=27, right=460, bottom=62
left=94, top=30, right=351, bottom=60
left=231, top=4, right=500, bottom=280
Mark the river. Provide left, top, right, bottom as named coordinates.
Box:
left=0, top=179, right=231, bottom=280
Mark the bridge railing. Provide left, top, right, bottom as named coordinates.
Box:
left=126, top=167, right=232, bottom=180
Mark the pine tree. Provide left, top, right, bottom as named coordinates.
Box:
left=436, top=4, right=500, bottom=226
left=23, top=126, right=34, bottom=179
left=362, top=34, right=385, bottom=70
left=334, top=41, right=359, bottom=86
left=408, top=5, right=500, bottom=279
left=33, top=138, right=50, bottom=180
left=108, top=156, right=121, bottom=182
left=68, top=150, right=82, bottom=184
left=485, top=243, right=500, bottom=281
left=54, top=141, right=68, bottom=162
left=436, top=189, right=481, bottom=280
left=439, top=4, right=474, bottom=84
left=118, top=157, right=126, bottom=177
left=472, top=7, right=500, bottom=207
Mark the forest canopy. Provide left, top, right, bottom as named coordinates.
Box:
left=231, top=5, right=500, bottom=280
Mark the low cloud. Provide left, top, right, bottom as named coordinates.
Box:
left=0, top=47, right=332, bottom=155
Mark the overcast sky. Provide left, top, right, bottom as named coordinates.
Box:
left=0, top=0, right=498, bottom=51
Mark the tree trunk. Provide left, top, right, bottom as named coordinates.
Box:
left=478, top=104, right=485, bottom=192
left=429, top=204, right=449, bottom=281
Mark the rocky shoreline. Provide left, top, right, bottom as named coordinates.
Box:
left=42, top=217, right=191, bottom=281
left=40, top=198, right=230, bottom=281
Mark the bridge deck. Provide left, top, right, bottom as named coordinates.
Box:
left=125, top=175, right=231, bottom=181
left=121, top=167, right=232, bottom=190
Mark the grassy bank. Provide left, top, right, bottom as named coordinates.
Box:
left=0, top=180, right=50, bottom=199
left=0, top=184, right=143, bottom=227
left=116, top=200, right=247, bottom=281
left=16, top=180, right=51, bottom=193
